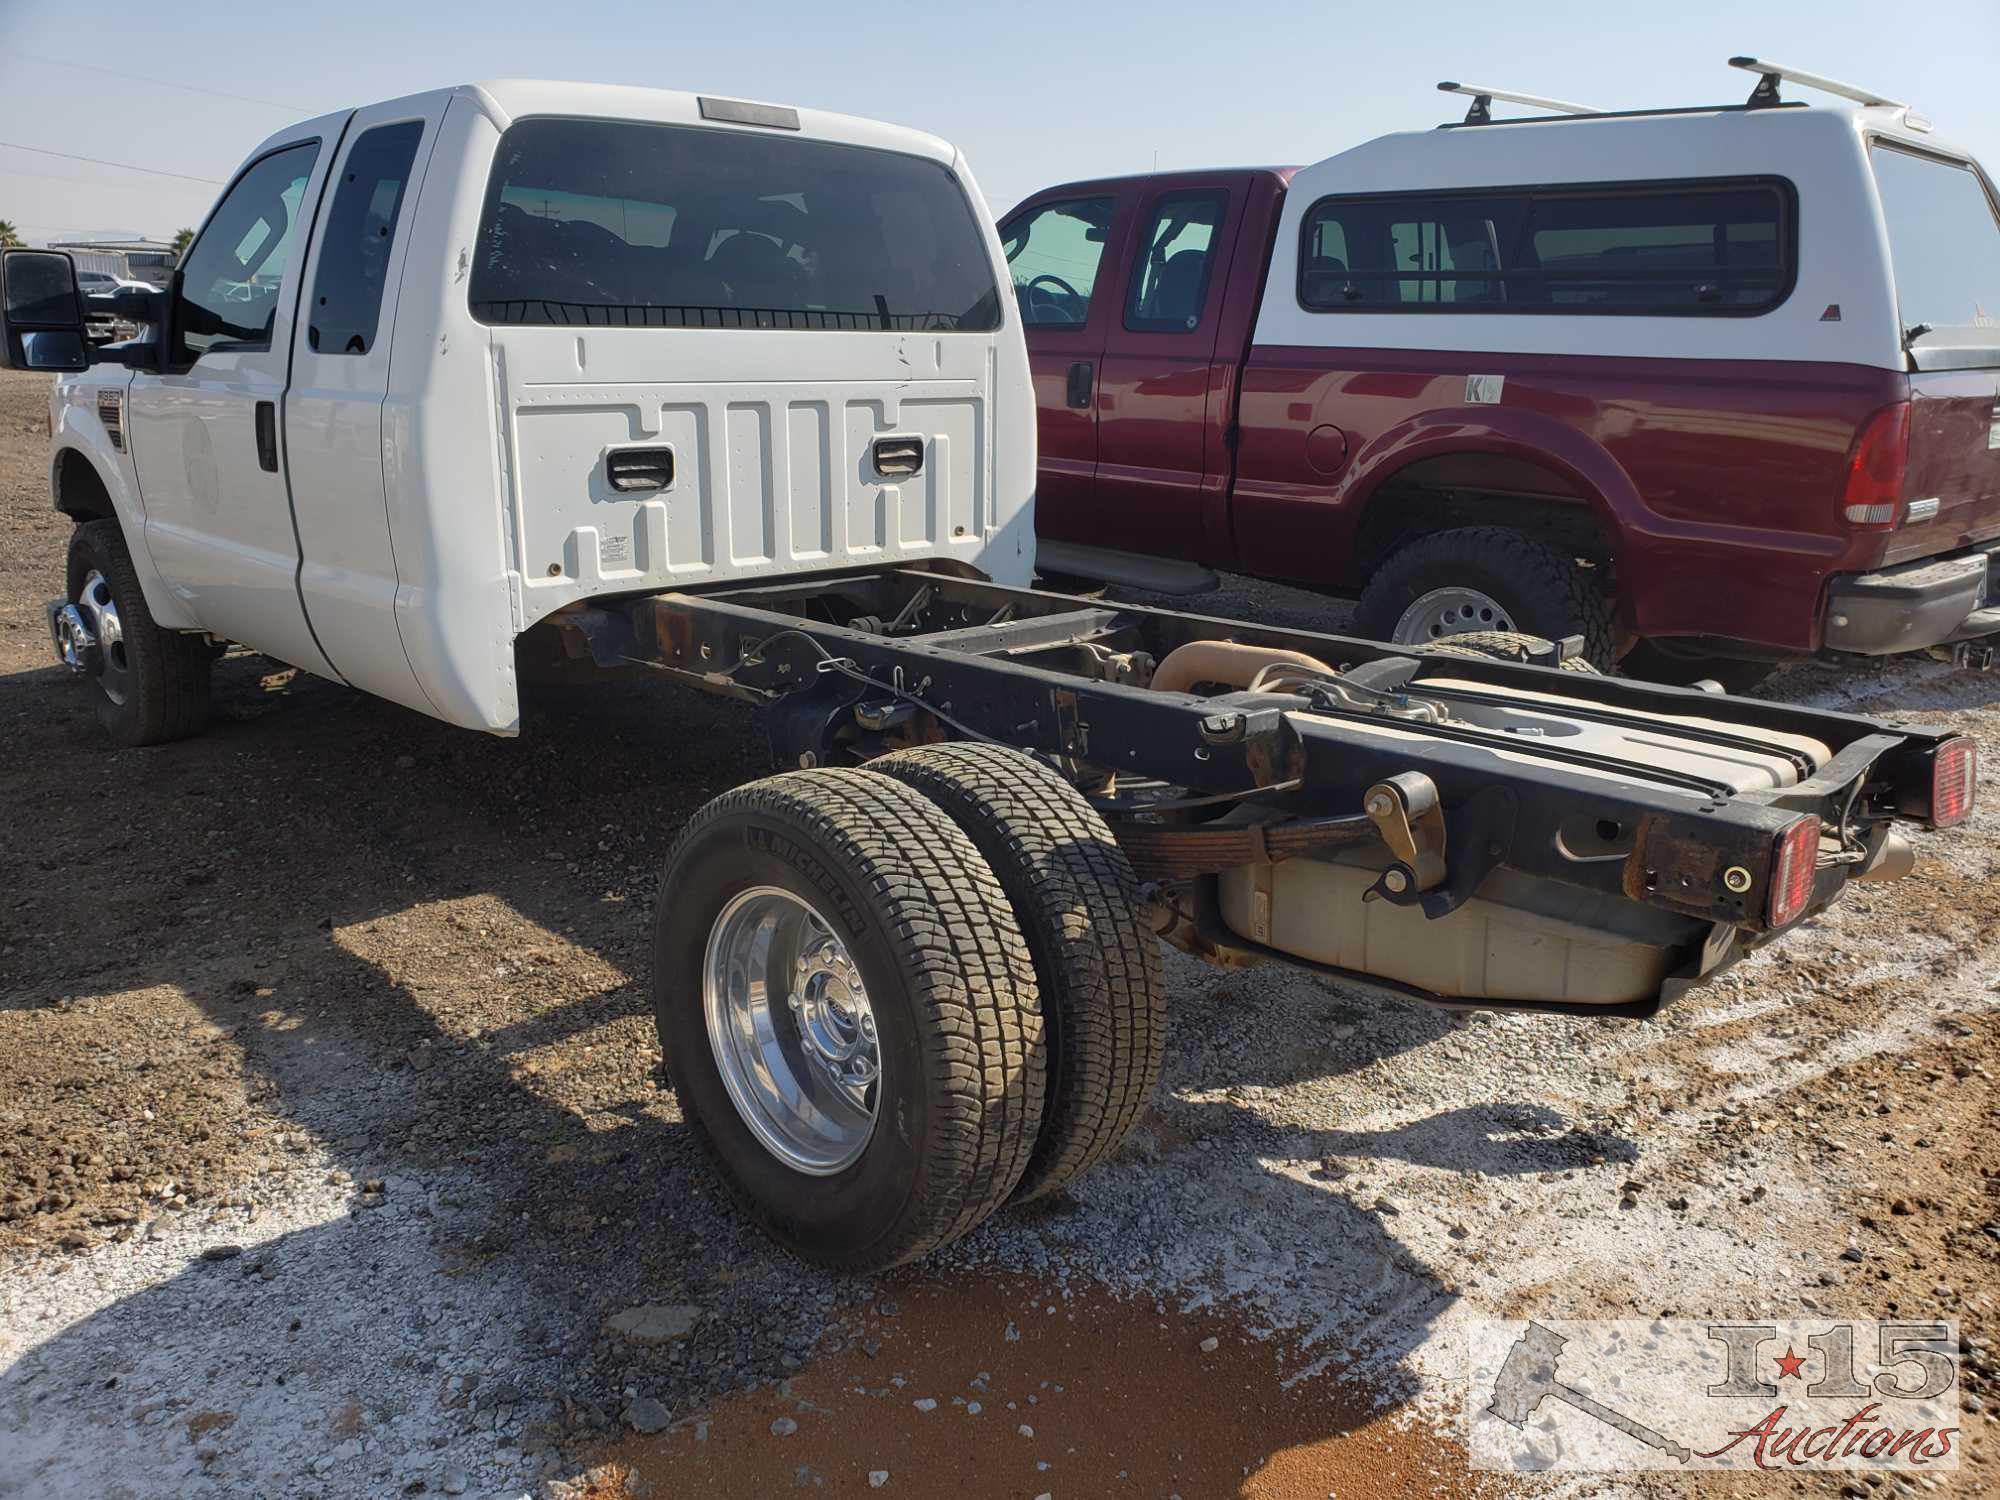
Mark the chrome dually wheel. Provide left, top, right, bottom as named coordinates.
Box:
left=74, top=569, right=129, bottom=704
left=703, top=885, right=880, bottom=1174
left=655, top=769, right=1045, bottom=1269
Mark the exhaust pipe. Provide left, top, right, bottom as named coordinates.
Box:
left=1150, top=640, right=1338, bottom=695
left=1853, top=829, right=1916, bottom=883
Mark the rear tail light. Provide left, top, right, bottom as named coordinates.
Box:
left=1767, top=815, right=1821, bottom=928
left=1930, top=736, right=1977, bottom=828
left=1840, top=402, right=1911, bottom=527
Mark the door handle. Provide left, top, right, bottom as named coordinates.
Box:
left=1066, top=360, right=1094, bottom=409
left=254, top=401, right=279, bottom=473
left=605, top=446, right=675, bottom=492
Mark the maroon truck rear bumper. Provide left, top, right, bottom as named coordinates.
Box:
left=1823, top=546, right=1999, bottom=655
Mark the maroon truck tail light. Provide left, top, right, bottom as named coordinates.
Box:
left=1767, top=815, right=1821, bottom=928
left=1930, top=736, right=1977, bottom=828
left=1839, top=402, right=1911, bottom=528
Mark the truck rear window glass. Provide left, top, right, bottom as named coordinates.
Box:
left=1871, top=145, right=2000, bottom=334
left=469, top=119, right=1001, bottom=332
left=1299, top=179, right=1792, bottom=316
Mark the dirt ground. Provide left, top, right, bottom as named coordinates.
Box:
left=0, top=365, right=1992, bottom=1498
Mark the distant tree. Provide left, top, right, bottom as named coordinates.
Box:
left=0, top=221, right=22, bottom=249
left=171, top=225, right=194, bottom=260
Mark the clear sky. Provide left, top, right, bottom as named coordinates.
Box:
left=2, top=0, right=1995, bottom=243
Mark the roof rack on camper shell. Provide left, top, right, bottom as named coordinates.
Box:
left=1726, top=56, right=1907, bottom=111
left=1438, top=54, right=1917, bottom=127
left=1436, top=82, right=1602, bottom=126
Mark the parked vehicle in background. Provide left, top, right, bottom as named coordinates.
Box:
left=1008, top=58, right=2000, bottom=688
left=64, top=251, right=137, bottom=282
left=47, top=239, right=180, bottom=288
left=0, top=78, right=1975, bottom=1272
left=75, top=269, right=152, bottom=295
left=74, top=268, right=150, bottom=342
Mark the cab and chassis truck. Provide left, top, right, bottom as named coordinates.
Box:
left=2, top=81, right=1977, bottom=1269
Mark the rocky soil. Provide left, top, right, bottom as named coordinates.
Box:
left=0, top=367, right=1992, bottom=1498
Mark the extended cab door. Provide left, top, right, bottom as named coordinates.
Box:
left=999, top=192, right=1124, bottom=542
left=285, top=94, right=451, bottom=713
left=1093, top=178, right=1251, bottom=561
left=127, top=121, right=344, bottom=675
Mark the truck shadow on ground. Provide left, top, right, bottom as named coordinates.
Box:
left=0, top=650, right=1635, bottom=1495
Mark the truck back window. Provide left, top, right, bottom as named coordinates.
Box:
left=468, top=118, right=1001, bottom=332
left=1299, top=179, right=1791, bottom=315
left=1871, top=145, right=2000, bottom=335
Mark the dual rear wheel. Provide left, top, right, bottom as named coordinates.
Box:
left=653, top=745, right=1164, bottom=1270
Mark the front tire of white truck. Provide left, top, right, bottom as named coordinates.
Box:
left=653, top=768, right=1046, bottom=1270
left=63, top=520, right=212, bottom=747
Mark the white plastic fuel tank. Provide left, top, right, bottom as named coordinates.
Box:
left=1217, top=844, right=1701, bottom=1006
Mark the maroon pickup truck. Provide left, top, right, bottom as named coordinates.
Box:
left=1004, top=85, right=2000, bottom=686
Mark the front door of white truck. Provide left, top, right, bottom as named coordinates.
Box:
left=127, top=124, right=341, bottom=677
left=285, top=95, right=450, bottom=715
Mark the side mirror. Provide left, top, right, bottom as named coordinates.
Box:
left=0, top=250, right=91, bottom=372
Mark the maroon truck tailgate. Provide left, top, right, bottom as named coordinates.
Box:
left=1886, top=369, right=2000, bottom=564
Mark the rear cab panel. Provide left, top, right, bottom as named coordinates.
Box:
left=379, top=82, right=1032, bottom=731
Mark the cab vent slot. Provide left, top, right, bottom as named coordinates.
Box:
left=97, top=392, right=124, bottom=452
left=871, top=436, right=923, bottom=478
left=605, top=447, right=674, bottom=493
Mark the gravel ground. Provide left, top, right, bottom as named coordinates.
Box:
left=0, top=366, right=1993, bottom=1498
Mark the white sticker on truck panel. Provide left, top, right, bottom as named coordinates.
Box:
left=1466, top=374, right=1505, bottom=405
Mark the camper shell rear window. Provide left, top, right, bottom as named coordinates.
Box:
left=1869, top=143, right=2000, bottom=339
left=1298, top=177, right=1796, bottom=317
left=468, top=118, right=1002, bottom=332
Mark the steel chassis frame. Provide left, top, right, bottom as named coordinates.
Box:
left=549, top=567, right=1950, bottom=943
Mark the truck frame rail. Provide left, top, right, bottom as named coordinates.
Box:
left=545, top=568, right=1955, bottom=961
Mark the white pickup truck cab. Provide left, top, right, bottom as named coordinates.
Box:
left=36, top=81, right=1031, bottom=741
left=1, top=82, right=1973, bottom=1270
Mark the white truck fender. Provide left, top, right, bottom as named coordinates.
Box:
left=48, top=383, right=203, bottom=632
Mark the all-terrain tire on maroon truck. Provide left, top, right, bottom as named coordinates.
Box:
left=1355, top=527, right=1620, bottom=669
